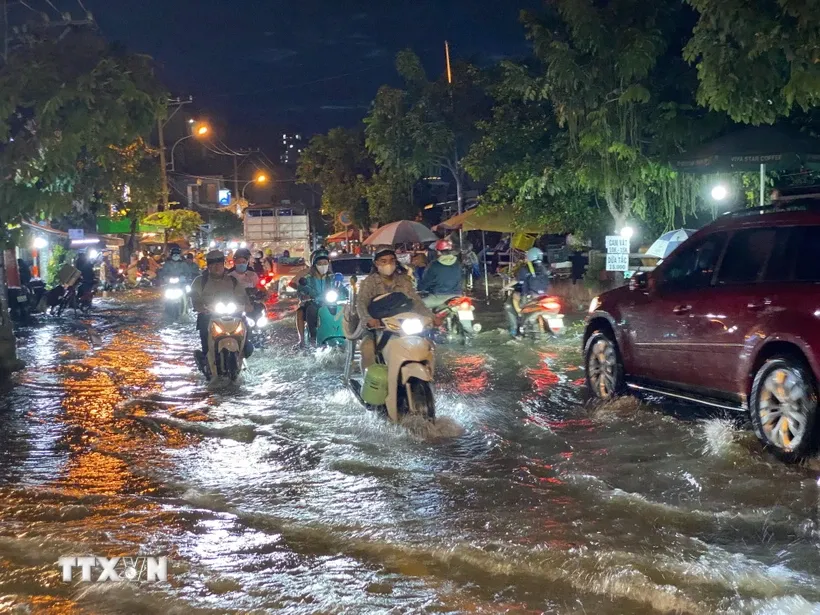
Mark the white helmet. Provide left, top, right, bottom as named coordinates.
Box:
left=526, top=247, right=544, bottom=263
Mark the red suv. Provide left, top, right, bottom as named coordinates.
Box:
left=584, top=197, right=820, bottom=462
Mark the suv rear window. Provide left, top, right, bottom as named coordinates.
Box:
left=716, top=228, right=777, bottom=285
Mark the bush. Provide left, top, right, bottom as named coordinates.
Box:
left=45, top=245, right=77, bottom=288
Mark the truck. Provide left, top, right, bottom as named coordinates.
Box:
left=243, top=204, right=310, bottom=259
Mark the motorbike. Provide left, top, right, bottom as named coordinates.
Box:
left=315, top=273, right=347, bottom=347
left=55, top=277, right=95, bottom=316
left=244, top=287, right=270, bottom=348
left=343, top=276, right=436, bottom=423
left=198, top=300, right=249, bottom=383
left=503, top=281, right=565, bottom=338
left=424, top=294, right=481, bottom=343
left=163, top=277, right=191, bottom=319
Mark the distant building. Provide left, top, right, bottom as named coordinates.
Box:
left=280, top=133, right=304, bottom=165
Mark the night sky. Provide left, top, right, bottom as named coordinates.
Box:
left=74, top=0, right=540, bottom=147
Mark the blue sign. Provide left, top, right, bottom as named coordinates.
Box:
left=218, top=189, right=231, bottom=205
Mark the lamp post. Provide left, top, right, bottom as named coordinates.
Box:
left=241, top=173, right=268, bottom=200
left=168, top=122, right=209, bottom=172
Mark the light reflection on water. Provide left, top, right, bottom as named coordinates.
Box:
left=0, top=294, right=818, bottom=613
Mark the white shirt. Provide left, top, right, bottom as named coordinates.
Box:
left=228, top=269, right=259, bottom=290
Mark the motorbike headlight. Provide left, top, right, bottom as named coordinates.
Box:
left=169, top=277, right=180, bottom=284
left=589, top=296, right=600, bottom=314
left=164, top=288, right=183, bottom=300
left=325, top=290, right=339, bottom=304
left=401, top=318, right=424, bottom=335
left=246, top=317, right=256, bottom=327
left=185, top=285, right=191, bottom=293
left=227, top=302, right=237, bottom=314
left=256, top=315, right=268, bottom=328
left=215, top=302, right=227, bottom=314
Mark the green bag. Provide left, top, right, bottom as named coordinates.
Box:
left=362, top=364, right=389, bottom=406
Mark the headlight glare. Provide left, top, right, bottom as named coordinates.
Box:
left=401, top=318, right=424, bottom=335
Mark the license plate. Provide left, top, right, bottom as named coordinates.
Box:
left=458, top=310, right=474, bottom=321
left=16, top=295, right=27, bottom=303
left=547, top=318, right=564, bottom=330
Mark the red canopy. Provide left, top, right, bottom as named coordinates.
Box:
left=326, top=228, right=360, bottom=242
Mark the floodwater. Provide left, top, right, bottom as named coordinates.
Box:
left=1, top=292, right=820, bottom=614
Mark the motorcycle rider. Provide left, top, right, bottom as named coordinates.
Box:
left=251, top=250, right=265, bottom=275
left=418, top=239, right=463, bottom=309
left=159, top=247, right=193, bottom=283
left=296, top=249, right=343, bottom=347
left=355, top=249, right=435, bottom=370
left=190, top=250, right=254, bottom=372
left=74, top=252, right=96, bottom=300
left=504, top=247, right=551, bottom=337
left=185, top=253, right=201, bottom=279
left=228, top=248, right=261, bottom=290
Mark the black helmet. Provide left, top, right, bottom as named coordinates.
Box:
left=169, top=246, right=182, bottom=256
left=234, top=248, right=251, bottom=260
left=205, top=249, right=225, bottom=264
left=311, top=249, right=329, bottom=266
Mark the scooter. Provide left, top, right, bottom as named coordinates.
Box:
left=425, top=294, right=481, bottom=343
left=504, top=281, right=565, bottom=338
left=163, top=277, right=190, bottom=320
left=198, top=300, right=249, bottom=383
left=244, top=288, right=271, bottom=348
left=343, top=276, right=436, bottom=423
left=316, top=273, right=347, bottom=347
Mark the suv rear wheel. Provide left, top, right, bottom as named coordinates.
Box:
left=584, top=331, right=625, bottom=399
left=750, top=356, right=819, bottom=462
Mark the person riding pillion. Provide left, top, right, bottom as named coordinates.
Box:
left=296, top=249, right=346, bottom=346
left=355, top=249, right=435, bottom=370
left=504, top=247, right=551, bottom=336
left=190, top=250, right=254, bottom=369
left=418, top=239, right=463, bottom=309
left=159, top=247, right=193, bottom=283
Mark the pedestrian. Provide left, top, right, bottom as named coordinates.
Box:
left=569, top=250, right=587, bottom=285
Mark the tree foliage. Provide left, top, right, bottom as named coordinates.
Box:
left=297, top=127, right=373, bottom=227
left=142, top=209, right=203, bottom=238
left=208, top=209, right=244, bottom=239
left=684, top=0, right=820, bottom=124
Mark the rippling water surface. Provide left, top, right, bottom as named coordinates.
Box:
left=1, top=292, right=820, bottom=614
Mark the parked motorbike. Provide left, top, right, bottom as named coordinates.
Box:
left=7, top=286, right=32, bottom=324
left=163, top=277, right=190, bottom=320
left=343, top=276, right=436, bottom=423
left=197, top=300, right=249, bottom=383
left=503, top=281, right=565, bottom=338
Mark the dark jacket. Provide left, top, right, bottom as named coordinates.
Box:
left=518, top=262, right=550, bottom=296
left=418, top=254, right=462, bottom=295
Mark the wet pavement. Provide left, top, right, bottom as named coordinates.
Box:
left=1, top=291, right=820, bottom=614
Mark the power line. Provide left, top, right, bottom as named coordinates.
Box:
left=41, top=0, right=62, bottom=17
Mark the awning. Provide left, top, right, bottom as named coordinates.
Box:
left=326, top=228, right=360, bottom=242
left=435, top=208, right=544, bottom=234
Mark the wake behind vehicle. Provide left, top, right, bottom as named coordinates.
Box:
left=343, top=279, right=436, bottom=423
left=198, top=300, right=248, bottom=383
left=583, top=190, right=820, bottom=462
left=163, top=277, right=190, bottom=319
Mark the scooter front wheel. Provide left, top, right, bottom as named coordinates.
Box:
left=405, top=379, right=435, bottom=421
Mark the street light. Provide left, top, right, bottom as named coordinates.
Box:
left=169, top=122, right=210, bottom=171
left=619, top=226, right=634, bottom=240
left=241, top=173, right=268, bottom=199
left=32, top=237, right=48, bottom=249
left=711, top=184, right=729, bottom=201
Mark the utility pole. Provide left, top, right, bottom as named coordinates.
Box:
left=445, top=40, right=464, bottom=250
left=233, top=155, right=239, bottom=203
left=157, top=97, right=192, bottom=212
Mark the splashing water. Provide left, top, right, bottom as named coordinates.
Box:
left=701, top=418, right=739, bottom=457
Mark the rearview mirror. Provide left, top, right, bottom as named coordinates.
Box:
left=629, top=271, right=649, bottom=291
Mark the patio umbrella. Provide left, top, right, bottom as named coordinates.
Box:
left=670, top=126, right=820, bottom=206
left=645, top=229, right=696, bottom=259
left=362, top=220, right=437, bottom=246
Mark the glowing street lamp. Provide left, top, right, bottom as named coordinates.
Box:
left=619, top=226, right=634, bottom=240
left=32, top=236, right=48, bottom=250
left=169, top=121, right=211, bottom=171
left=711, top=184, right=729, bottom=201
left=242, top=173, right=268, bottom=199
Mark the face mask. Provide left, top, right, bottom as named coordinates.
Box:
left=397, top=253, right=411, bottom=265
left=235, top=263, right=248, bottom=273
left=317, top=264, right=329, bottom=275
left=172, top=255, right=181, bottom=261
left=377, top=264, right=396, bottom=277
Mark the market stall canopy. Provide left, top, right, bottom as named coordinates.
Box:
left=670, top=126, right=820, bottom=173
left=645, top=229, right=697, bottom=259
left=327, top=228, right=361, bottom=243
left=362, top=220, right=437, bottom=246
left=435, top=208, right=544, bottom=234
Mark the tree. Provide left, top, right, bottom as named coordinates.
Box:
left=142, top=209, right=203, bottom=249
left=208, top=210, right=244, bottom=240
left=520, top=0, right=711, bottom=231
left=297, top=127, right=374, bottom=227
left=684, top=0, right=820, bottom=124
left=0, top=28, right=165, bottom=376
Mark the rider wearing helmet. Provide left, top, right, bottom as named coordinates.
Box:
left=418, top=238, right=463, bottom=308
left=159, top=246, right=193, bottom=282
left=504, top=247, right=551, bottom=337
left=295, top=249, right=344, bottom=347
left=228, top=248, right=260, bottom=291
left=190, top=250, right=253, bottom=368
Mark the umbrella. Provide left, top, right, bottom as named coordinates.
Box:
left=326, top=228, right=360, bottom=243
left=645, top=229, right=696, bottom=259
left=670, top=126, right=820, bottom=205
left=362, top=220, right=437, bottom=246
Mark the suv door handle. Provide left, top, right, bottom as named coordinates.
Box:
left=747, top=298, right=772, bottom=311
left=672, top=304, right=691, bottom=315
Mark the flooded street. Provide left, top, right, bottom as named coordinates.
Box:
left=2, top=292, right=820, bottom=614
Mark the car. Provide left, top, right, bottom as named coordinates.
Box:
left=584, top=193, right=820, bottom=462
left=330, top=254, right=373, bottom=288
